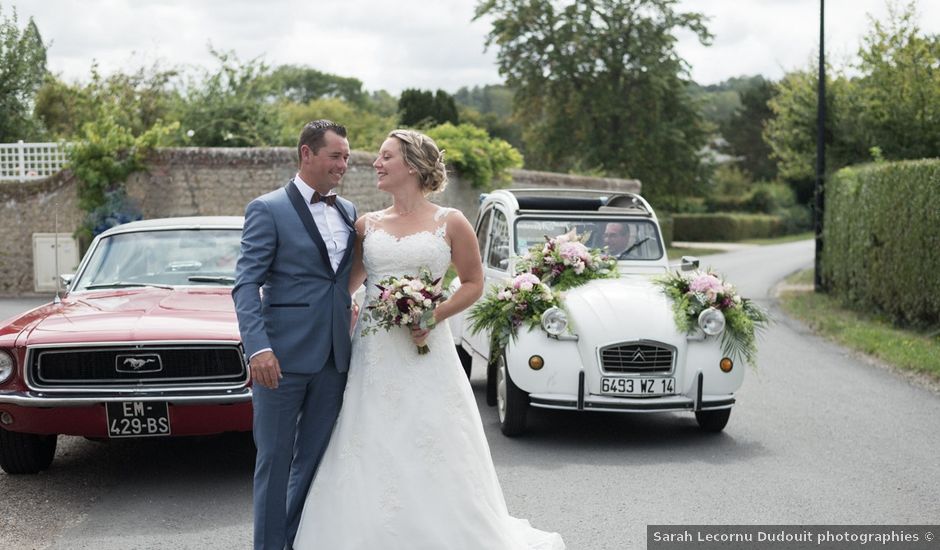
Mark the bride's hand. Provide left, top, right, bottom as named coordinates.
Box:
left=411, top=325, right=430, bottom=348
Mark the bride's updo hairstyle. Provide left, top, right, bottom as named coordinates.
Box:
left=388, top=129, right=448, bottom=194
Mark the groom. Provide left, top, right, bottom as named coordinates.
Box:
left=233, top=120, right=357, bottom=550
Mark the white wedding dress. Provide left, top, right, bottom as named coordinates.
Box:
left=293, top=209, right=565, bottom=550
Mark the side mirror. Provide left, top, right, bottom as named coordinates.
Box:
left=60, top=273, right=75, bottom=287
left=680, top=256, right=700, bottom=272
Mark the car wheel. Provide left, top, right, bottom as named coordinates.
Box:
left=0, top=428, right=57, bottom=474
left=495, top=352, right=528, bottom=437
left=695, top=408, right=731, bottom=433
left=455, top=345, right=472, bottom=379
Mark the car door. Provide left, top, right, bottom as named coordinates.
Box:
left=465, top=207, right=511, bottom=360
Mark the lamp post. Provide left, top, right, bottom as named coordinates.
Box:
left=814, top=0, right=826, bottom=291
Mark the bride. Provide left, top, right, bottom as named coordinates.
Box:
left=293, top=130, right=565, bottom=549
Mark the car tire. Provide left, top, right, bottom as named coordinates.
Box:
left=695, top=408, right=731, bottom=433
left=0, top=428, right=57, bottom=474
left=455, top=345, right=472, bottom=379
left=485, top=358, right=497, bottom=407
left=495, top=352, right=528, bottom=437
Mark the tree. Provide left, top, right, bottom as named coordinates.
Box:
left=854, top=1, right=940, bottom=160
left=35, top=63, right=181, bottom=140
left=366, top=90, right=399, bottom=117
left=762, top=2, right=939, bottom=202
left=454, top=84, right=523, bottom=150
left=275, top=97, right=396, bottom=151
left=764, top=68, right=867, bottom=203
left=454, top=84, right=514, bottom=118
left=398, top=88, right=459, bottom=127
left=178, top=49, right=283, bottom=146
left=720, top=77, right=778, bottom=182
left=475, top=0, right=712, bottom=201
left=0, top=5, right=48, bottom=141
left=265, top=65, right=367, bottom=106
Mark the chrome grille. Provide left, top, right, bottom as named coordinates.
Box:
left=30, top=345, right=247, bottom=388
left=600, top=342, right=675, bottom=374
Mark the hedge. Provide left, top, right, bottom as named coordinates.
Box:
left=672, top=213, right=784, bottom=242
left=823, top=159, right=940, bottom=327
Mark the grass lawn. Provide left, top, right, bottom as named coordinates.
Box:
left=741, top=231, right=814, bottom=245
left=778, top=269, right=940, bottom=383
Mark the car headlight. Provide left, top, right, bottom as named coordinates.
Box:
left=0, top=350, right=14, bottom=384
left=698, top=307, right=726, bottom=336
left=541, top=307, right=568, bottom=336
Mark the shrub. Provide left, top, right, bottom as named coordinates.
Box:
left=823, top=159, right=940, bottom=327
left=425, top=123, right=523, bottom=189
left=672, top=213, right=784, bottom=242
left=68, top=115, right=178, bottom=242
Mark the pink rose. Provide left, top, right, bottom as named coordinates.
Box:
left=512, top=273, right=541, bottom=291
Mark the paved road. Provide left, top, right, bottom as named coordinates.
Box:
left=2, top=240, right=938, bottom=549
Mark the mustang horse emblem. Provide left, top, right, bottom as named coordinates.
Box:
left=123, top=357, right=156, bottom=370
left=115, top=354, right=162, bottom=373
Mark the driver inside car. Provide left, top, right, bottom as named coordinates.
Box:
left=603, top=221, right=642, bottom=259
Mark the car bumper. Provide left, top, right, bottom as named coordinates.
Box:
left=0, top=388, right=253, bottom=437
left=530, top=393, right=735, bottom=413
left=528, top=371, right=735, bottom=413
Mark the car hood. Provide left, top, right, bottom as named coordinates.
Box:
left=18, top=288, right=239, bottom=346
left=563, top=276, right=685, bottom=346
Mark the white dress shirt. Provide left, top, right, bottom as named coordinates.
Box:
left=293, top=175, right=350, bottom=272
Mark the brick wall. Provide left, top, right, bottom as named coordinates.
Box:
left=0, top=147, right=639, bottom=295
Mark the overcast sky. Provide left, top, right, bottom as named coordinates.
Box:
left=8, top=0, right=940, bottom=94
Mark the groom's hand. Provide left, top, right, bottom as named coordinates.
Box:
left=250, top=351, right=282, bottom=389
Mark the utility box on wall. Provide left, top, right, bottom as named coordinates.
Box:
left=32, top=233, right=80, bottom=293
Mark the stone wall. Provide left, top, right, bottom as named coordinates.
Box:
left=0, top=147, right=639, bottom=295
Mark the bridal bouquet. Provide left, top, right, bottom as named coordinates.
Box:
left=655, top=269, right=770, bottom=365
left=515, top=230, right=618, bottom=291
left=360, top=267, right=445, bottom=354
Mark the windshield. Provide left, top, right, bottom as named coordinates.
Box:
left=515, top=217, right=663, bottom=260
left=71, top=229, right=242, bottom=291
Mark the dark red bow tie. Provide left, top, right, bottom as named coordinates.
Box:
left=311, top=191, right=337, bottom=207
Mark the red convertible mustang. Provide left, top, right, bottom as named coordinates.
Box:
left=0, top=217, right=252, bottom=474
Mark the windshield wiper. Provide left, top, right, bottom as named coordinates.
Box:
left=187, top=276, right=236, bottom=284
left=85, top=282, right=174, bottom=290
left=618, top=236, right=652, bottom=259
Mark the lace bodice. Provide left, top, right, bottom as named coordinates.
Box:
left=361, top=208, right=454, bottom=301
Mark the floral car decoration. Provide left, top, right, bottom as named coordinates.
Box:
left=468, top=231, right=617, bottom=359
left=360, top=267, right=445, bottom=354
left=655, top=270, right=770, bottom=365
left=515, top=231, right=619, bottom=291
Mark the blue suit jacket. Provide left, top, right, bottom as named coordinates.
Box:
left=233, top=182, right=357, bottom=373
